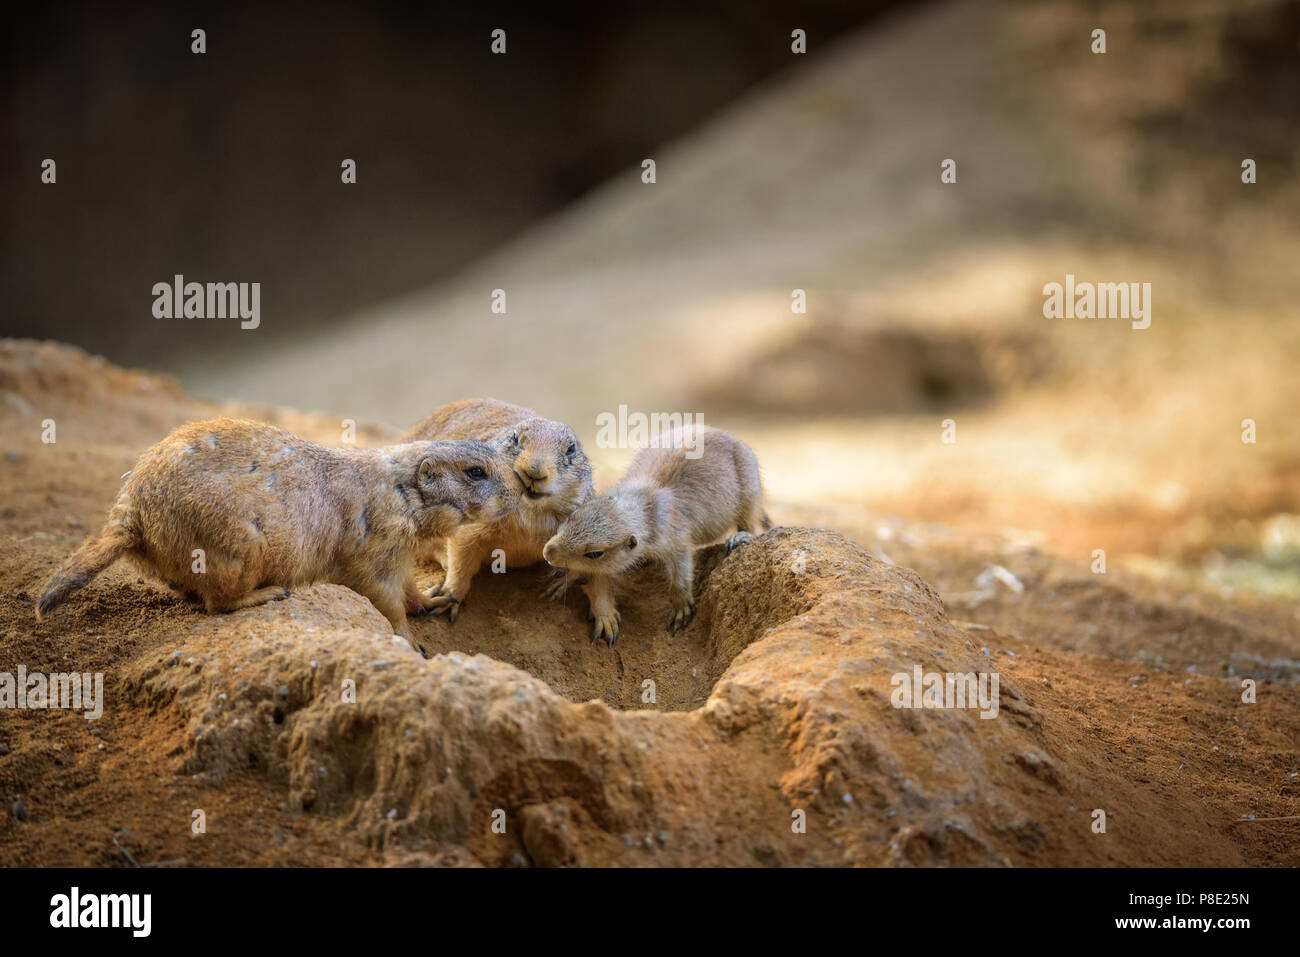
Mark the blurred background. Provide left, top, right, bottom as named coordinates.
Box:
left=4, top=0, right=903, bottom=360
left=5, top=0, right=1300, bottom=597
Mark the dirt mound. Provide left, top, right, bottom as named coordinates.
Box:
left=109, top=529, right=1091, bottom=865
left=0, top=340, right=187, bottom=407
left=98, top=525, right=1284, bottom=866
left=3, top=342, right=1298, bottom=866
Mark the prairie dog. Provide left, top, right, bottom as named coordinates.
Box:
left=542, top=425, right=770, bottom=645
left=402, top=398, right=594, bottom=621
left=35, top=418, right=518, bottom=641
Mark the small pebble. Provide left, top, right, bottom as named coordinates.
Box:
left=0, top=744, right=10, bottom=756
left=13, top=798, right=26, bottom=821
left=277, top=685, right=289, bottom=698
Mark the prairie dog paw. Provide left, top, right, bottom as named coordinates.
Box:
left=425, top=585, right=466, bottom=623
left=726, top=531, right=755, bottom=553
left=666, top=597, right=696, bottom=634
left=406, top=590, right=437, bottom=615
left=591, top=608, right=622, bottom=647
left=542, top=572, right=580, bottom=602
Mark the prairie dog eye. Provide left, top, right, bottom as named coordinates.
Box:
left=565, top=443, right=577, bottom=457
left=464, top=466, right=487, bottom=480
left=583, top=550, right=604, bottom=560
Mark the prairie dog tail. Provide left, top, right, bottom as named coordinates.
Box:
left=35, top=519, right=137, bottom=621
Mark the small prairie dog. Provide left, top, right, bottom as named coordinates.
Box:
left=402, top=398, right=594, bottom=621
left=542, top=424, right=770, bottom=645
left=35, top=418, right=518, bottom=640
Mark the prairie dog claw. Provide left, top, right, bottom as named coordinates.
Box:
left=592, top=609, right=622, bottom=646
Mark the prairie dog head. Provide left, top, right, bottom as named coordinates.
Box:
left=541, top=489, right=658, bottom=576
left=408, top=440, right=519, bottom=537
left=497, top=416, right=592, bottom=513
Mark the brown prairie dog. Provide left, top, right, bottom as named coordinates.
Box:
left=35, top=418, right=518, bottom=642
left=541, top=424, right=771, bottom=645
left=402, top=398, right=594, bottom=621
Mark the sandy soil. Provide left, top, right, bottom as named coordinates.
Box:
left=1, top=341, right=1297, bottom=867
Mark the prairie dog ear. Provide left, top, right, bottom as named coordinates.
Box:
left=418, top=457, right=437, bottom=483
left=627, top=535, right=638, bottom=550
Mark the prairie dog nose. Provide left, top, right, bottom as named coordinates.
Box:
left=542, top=539, right=558, bottom=565
left=524, top=458, right=549, bottom=481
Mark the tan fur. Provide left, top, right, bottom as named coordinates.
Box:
left=402, top=398, right=594, bottom=621
left=36, top=418, right=518, bottom=641
left=542, top=425, right=771, bottom=645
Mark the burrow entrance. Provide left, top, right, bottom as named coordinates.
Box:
left=407, top=534, right=807, bottom=712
